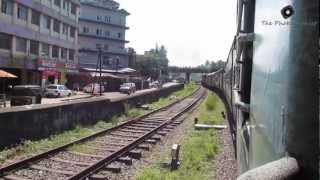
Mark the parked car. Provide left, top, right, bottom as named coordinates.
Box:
left=120, top=83, right=136, bottom=94
left=150, top=81, right=160, bottom=88
left=83, top=83, right=105, bottom=94
left=45, top=84, right=72, bottom=98
left=11, top=85, right=42, bottom=106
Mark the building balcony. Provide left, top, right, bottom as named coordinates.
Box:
left=79, top=48, right=128, bottom=56
left=80, top=1, right=130, bottom=16
left=78, top=33, right=129, bottom=43
left=79, top=18, right=129, bottom=29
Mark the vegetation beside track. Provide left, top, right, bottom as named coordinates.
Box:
left=149, top=82, right=198, bottom=109
left=135, top=93, right=225, bottom=180
left=0, top=83, right=198, bottom=165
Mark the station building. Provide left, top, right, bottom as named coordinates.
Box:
left=78, top=0, right=129, bottom=72
left=0, top=0, right=80, bottom=88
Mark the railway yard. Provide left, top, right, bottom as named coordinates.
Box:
left=0, top=84, right=236, bottom=180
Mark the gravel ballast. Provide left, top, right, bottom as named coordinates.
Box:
left=213, top=118, right=238, bottom=180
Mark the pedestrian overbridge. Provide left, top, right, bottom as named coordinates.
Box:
left=168, top=66, right=208, bottom=83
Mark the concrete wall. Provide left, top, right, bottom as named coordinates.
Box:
left=0, top=84, right=183, bottom=149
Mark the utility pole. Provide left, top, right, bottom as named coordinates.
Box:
left=99, top=47, right=102, bottom=96
left=94, top=44, right=103, bottom=96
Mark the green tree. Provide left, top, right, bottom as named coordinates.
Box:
left=133, top=44, right=170, bottom=80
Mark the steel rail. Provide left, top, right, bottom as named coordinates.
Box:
left=0, top=86, right=202, bottom=177
left=69, top=89, right=205, bottom=179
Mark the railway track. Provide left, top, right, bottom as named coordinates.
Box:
left=0, top=87, right=206, bottom=180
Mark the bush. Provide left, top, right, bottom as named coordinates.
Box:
left=205, top=94, right=217, bottom=111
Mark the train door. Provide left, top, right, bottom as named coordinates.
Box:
left=234, top=0, right=255, bottom=174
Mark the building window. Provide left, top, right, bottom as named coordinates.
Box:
left=62, top=0, right=68, bottom=11
left=104, top=30, right=110, bottom=37
left=17, top=4, right=28, bottom=21
left=62, top=24, right=68, bottom=35
left=96, top=43, right=101, bottom=49
left=53, top=19, right=60, bottom=33
left=61, top=48, right=67, bottom=59
left=71, top=3, right=76, bottom=15
left=16, top=37, right=27, bottom=53
left=0, top=33, right=11, bottom=50
left=41, top=43, right=49, bottom=57
left=1, top=0, right=13, bottom=15
left=42, top=15, right=51, bottom=29
left=104, top=44, right=109, bottom=51
left=70, top=27, right=75, bottom=38
left=103, top=56, right=110, bottom=65
left=105, top=16, right=111, bottom=23
left=52, top=46, right=59, bottom=58
left=54, top=0, right=61, bottom=7
left=83, top=26, right=89, bottom=33
left=96, top=29, right=102, bottom=36
left=31, top=10, right=40, bottom=26
left=117, top=32, right=122, bottom=38
left=30, top=40, right=39, bottom=55
left=69, top=49, right=74, bottom=61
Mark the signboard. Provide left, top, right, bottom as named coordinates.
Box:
left=42, top=70, right=59, bottom=77
left=37, top=59, right=79, bottom=73
left=37, top=59, right=57, bottom=71
left=65, top=62, right=79, bottom=73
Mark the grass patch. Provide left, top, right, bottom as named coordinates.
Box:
left=205, top=94, right=217, bottom=110
left=135, top=93, right=225, bottom=180
left=199, top=93, right=224, bottom=125
left=0, top=123, right=111, bottom=164
left=0, top=83, right=199, bottom=164
left=149, top=82, right=199, bottom=109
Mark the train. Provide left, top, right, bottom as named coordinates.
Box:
left=202, top=0, right=318, bottom=179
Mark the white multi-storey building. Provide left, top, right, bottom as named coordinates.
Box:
left=0, top=0, right=80, bottom=88
left=78, top=0, right=129, bottom=71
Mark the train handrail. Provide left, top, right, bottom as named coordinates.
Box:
left=237, top=157, right=299, bottom=180
left=233, top=90, right=250, bottom=113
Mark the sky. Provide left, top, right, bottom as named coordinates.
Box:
left=116, top=0, right=237, bottom=67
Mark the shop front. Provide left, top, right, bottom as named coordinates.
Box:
left=24, top=58, right=41, bottom=85
left=38, top=59, right=61, bottom=88
left=37, top=59, right=79, bottom=88
left=64, top=62, right=79, bottom=89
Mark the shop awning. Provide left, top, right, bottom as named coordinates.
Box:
left=82, top=67, right=137, bottom=74
left=90, top=72, right=124, bottom=79
left=82, top=68, right=117, bottom=73
left=118, top=68, right=136, bottom=73
left=0, top=69, right=17, bottom=78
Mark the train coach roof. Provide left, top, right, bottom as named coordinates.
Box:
left=207, top=69, right=224, bottom=76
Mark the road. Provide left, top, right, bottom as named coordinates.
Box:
left=1, top=83, right=180, bottom=108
